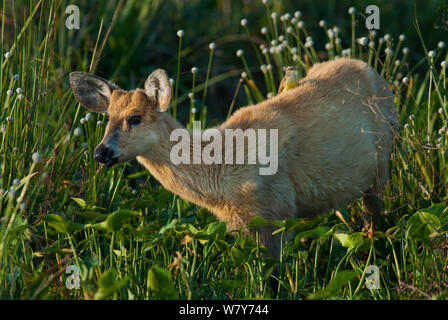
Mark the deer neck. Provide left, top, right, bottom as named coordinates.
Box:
left=136, top=114, right=222, bottom=209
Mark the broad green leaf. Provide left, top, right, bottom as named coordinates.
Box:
left=71, top=197, right=87, bottom=208
left=419, top=203, right=447, bottom=218
left=85, top=221, right=107, bottom=231
left=105, top=209, right=138, bottom=232
left=147, top=266, right=170, bottom=291
left=214, top=239, right=230, bottom=251
left=287, top=217, right=322, bottom=232
left=94, top=268, right=128, bottom=300
left=247, top=216, right=269, bottom=228
left=407, top=210, right=441, bottom=242
left=307, top=270, right=359, bottom=299
left=76, top=211, right=108, bottom=222
left=147, top=266, right=178, bottom=299
left=295, top=226, right=330, bottom=243
left=334, top=231, right=369, bottom=252
left=41, top=214, right=84, bottom=234
left=158, top=218, right=178, bottom=235
left=206, top=222, right=226, bottom=237
left=229, top=247, right=246, bottom=269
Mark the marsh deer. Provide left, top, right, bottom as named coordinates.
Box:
left=70, top=58, right=397, bottom=266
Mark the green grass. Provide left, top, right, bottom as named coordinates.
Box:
left=0, top=0, right=447, bottom=300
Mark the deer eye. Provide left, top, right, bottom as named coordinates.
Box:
left=127, top=115, right=141, bottom=126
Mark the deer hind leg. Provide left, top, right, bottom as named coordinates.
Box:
left=361, top=186, right=382, bottom=238
left=362, top=161, right=388, bottom=238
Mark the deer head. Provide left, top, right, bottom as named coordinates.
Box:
left=69, top=69, right=172, bottom=166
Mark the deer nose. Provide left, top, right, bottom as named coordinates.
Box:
left=94, top=144, right=114, bottom=163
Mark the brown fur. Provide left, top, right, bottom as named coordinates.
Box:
left=70, top=58, right=398, bottom=262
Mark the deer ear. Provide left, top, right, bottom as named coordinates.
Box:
left=69, top=72, right=119, bottom=114
left=144, top=69, right=172, bottom=112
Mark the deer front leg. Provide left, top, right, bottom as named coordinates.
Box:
left=250, top=223, right=283, bottom=293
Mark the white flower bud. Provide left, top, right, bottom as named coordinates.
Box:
left=209, top=42, right=216, bottom=50
left=74, top=127, right=82, bottom=136
left=358, top=37, right=368, bottom=46
left=236, top=49, right=244, bottom=57
left=261, top=27, right=269, bottom=35
left=319, top=20, right=326, bottom=28
left=191, top=67, right=198, bottom=74
left=240, top=19, right=248, bottom=27
left=348, top=7, right=356, bottom=15
left=399, top=34, right=406, bottom=42
left=32, top=152, right=42, bottom=163
left=385, top=48, right=394, bottom=56
left=177, top=29, right=184, bottom=37
left=4, top=52, right=12, bottom=59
